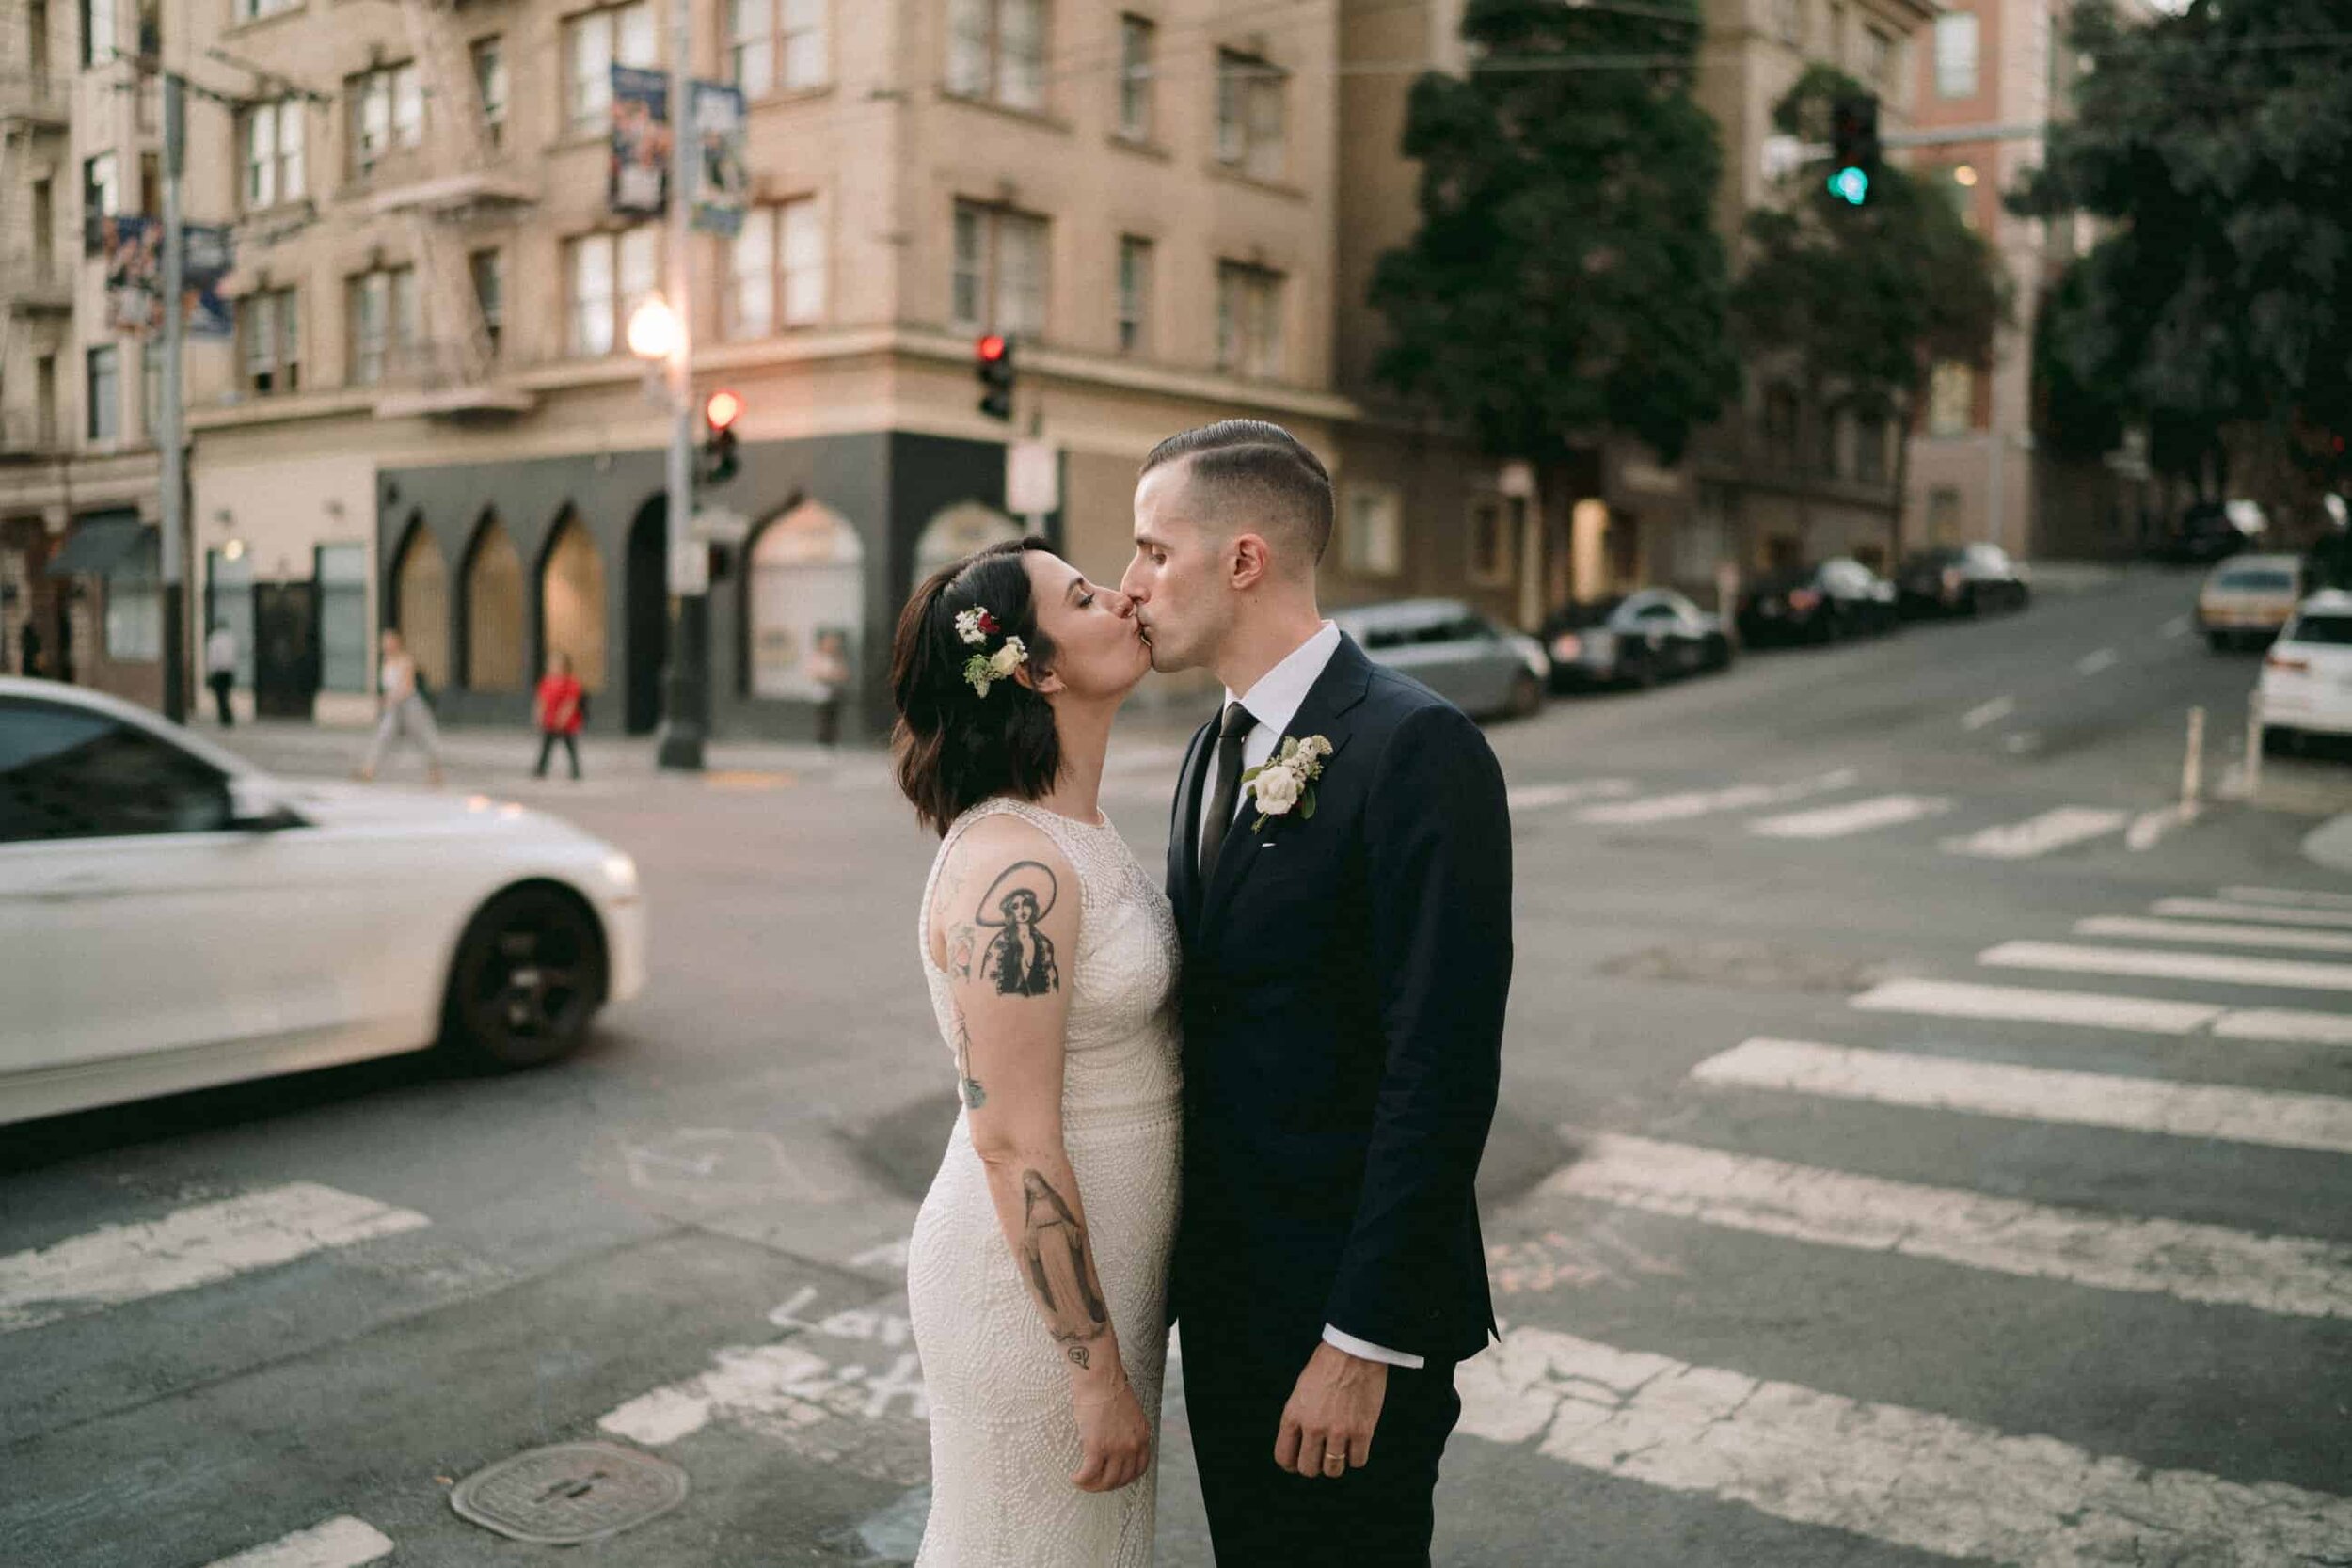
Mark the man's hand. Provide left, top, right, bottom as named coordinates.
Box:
left=1273, top=1341, right=1388, bottom=1479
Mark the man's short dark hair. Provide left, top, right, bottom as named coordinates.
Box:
left=1139, top=420, right=1334, bottom=566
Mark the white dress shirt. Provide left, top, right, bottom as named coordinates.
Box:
left=1193, top=620, right=1426, bottom=1371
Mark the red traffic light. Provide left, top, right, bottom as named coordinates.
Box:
left=705, top=388, right=744, bottom=432
left=976, top=333, right=1009, bottom=364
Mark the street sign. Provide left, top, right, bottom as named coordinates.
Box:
left=1008, top=439, right=1058, bottom=517
left=669, top=537, right=708, bottom=595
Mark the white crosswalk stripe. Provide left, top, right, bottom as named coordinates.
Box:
left=0, top=1184, right=430, bottom=1335
left=1456, top=1327, right=2352, bottom=1567
left=1543, top=1132, right=2352, bottom=1319
left=2213, top=1008, right=2352, bottom=1048
left=1573, top=768, right=1859, bottom=826
left=1942, top=806, right=2130, bottom=860
left=2222, top=885, right=2352, bottom=911
left=1850, top=976, right=2221, bottom=1034
left=1690, top=1037, right=2352, bottom=1154
left=2076, top=915, right=2352, bottom=954
left=1507, top=779, right=1636, bottom=813
left=1747, top=794, right=1952, bottom=840
left=2153, top=896, right=2352, bottom=929
left=1981, top=940, right=2352, bottom=993
left=198, top=1517, right=395, bottom=1568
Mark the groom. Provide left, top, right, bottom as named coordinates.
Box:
left=1121, top=420, right=1512, bottom=1565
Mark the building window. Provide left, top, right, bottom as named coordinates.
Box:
left=1466, top=497, right=1511, bottom=587
left=1826, top=2, right=1846, bottom=63
left=234, top=0, right=297, bottom=23
left=462, top=514, right=527, bottom=692
left=1928, top=360, right=1975, bottom=435
left=1855, top=416, right=1887, bottom=483
left=1116, top=235, right=1152, bottom=355
left=727, top=198, right=823, bottom=340
left=83, top=151, right=119, bottom=217
left=1935, top=11, right=1977, bottom=98
left=86, top=345, right=119, bottom=442
left=747, top=501, right=863, bottom=699
left=1118, top=14, right=1154, bottom=140
left=1927, top=485, right=1963, bottom=543
left=241, top=100, right=305, bottom=208
left=36, top=356, right=58, bottom=447
left=566, top=2, right=657, bottom=135
left=946, top=0, right=1044, bottom=112
left=472, top=38, right=507, bottom=148
left=1763, top=384, right=1800, bottom=463
left=1216, top=49, right=1286, bottom=180
left=242, top=287, right=299, bottom=394
left=1215, top=261, right=1283, bottom=379
left=103, top=529, right=160, bottom=661
left=1343, top=486, right=1403, bottom=578
left=1862, top=24, right=1892, bottom=84
left=80, top=0, right=111, bottom=66
left=348, top=266, right=418, bottom=386
left=950, top=201, right=1046, bottom=337
left=1818, top=408, right=1842, bottom=476
left=567, top=226, right=660, bottom=356
left=469, top=248, right=503, bottom=357
left=350, top=62, right=423, bottom=174
left=732, top=0, right=825, bottom=97
left=317, top=544, right=367, bottom=693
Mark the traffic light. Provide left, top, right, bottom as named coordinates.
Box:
left=976, top=333, right=1016, bottom=422
left=703, top=388, right=742, bottom=486
left=1827, top=94, right=1881, bottom=206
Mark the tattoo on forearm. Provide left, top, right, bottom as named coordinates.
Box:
left=1019, top=1169, right=1111, bottom=1358
left=953, top=1013, right=986, bottom=1108
left=977, top=863, right=1061, bottom=997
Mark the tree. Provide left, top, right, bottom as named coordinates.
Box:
left=1371, top=0, right=1740, bottom=479
left=1731, top=67, right=2009, bottom=553
left=2013, top=0, right=2352, bottom=512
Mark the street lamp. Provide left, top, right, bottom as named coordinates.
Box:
left=627, top=295, right=681, bottom=361
left=627, top=281, right=708, bottom=769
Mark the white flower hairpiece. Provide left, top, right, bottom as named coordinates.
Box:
left=963, top=636, right=1028, bottom=698
left=954, top=607, right=1002, bottom=647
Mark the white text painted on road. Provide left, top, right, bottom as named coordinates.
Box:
left=0, top=1183, right=430, bottom=1335
left=2076, top=915, right=2352, bottom=956
left=1943, top=807, right=2129, bottom=860
left=198, top=1517, right=395, bottom=1568
left=1960, top=696, right=2016, bottom=731
left=1849, top=977, right=2220, bottom=1035
left=1981, top=940, right=2352, bottom=993
left=1691, top=1038, right=2352, bottom=1155
left=1748, top=794, right=1952, bottom=840
left=1574, top=768, right=1859, bottom=826
left=1456, top=1327, right=2352, bottom=1566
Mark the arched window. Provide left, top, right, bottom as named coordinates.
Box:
left=913, top=501, right=1021, bottom=587
left=390, top=515, right=450, bottom=692
left=747, top=500, right=863, bottom=699
left=462, top=512, right=527, bottom=692
left=539, top=510, right=607, bottom=692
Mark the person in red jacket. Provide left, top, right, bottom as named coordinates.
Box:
left=532, top=651, right=585, bottom=780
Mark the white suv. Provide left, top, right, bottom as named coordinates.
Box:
left=2256, top=591, right=2352, bottom=749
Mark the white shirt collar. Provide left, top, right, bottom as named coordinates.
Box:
left=1225, top=621, right=1342, bottom=740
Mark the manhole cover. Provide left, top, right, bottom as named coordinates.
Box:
left=451, top=1440, right=689, bottom=1544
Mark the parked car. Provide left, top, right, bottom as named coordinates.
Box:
left=1895, top=544, right=2032, bottom=618
left=1333, top=599, right=1548, bottom=720
left=2255, top=591, right=2352, bottom=752
left=1541, top=589, right=1733, bottom=691
left=2153, top=499, right=2261, bottom=564
left=2198, top=554, right=2308, bottom=650
left=1737, top=558, right=1900, bottom=645
left=0, top=678, right=647, bottom=1127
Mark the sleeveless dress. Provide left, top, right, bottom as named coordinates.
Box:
left=907, top=798, right=1185, bottom=1568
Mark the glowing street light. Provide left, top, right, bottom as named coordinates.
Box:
left=627, top=294, right=681, bottom=361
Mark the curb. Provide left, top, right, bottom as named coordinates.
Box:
left=2301, top=813, right=2352, bottom=877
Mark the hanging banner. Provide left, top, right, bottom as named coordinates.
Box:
left=85, top=215, right=235, bottom=337
left=182, top=224, right=236, bottom=340
left=609, top=64, right=671, bottom=217
left=690, top=80, right=749, bottom=239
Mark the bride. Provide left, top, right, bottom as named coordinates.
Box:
left=889, top=537, right=1179, bottom=1565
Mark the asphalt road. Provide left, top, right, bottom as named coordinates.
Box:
left=7, top=567, right=2352, bottom=1567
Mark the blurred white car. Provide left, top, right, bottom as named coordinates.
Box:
left=1334, top=599, right=1548, bottom=720
left=2256, top=591, right=2352, bottom=748
left=0, top=677, right=646, bottom=1127
left=2198, top=554, right=2308, bottom=650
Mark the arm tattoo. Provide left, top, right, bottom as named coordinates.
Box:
left=952, top=1013, right=986, bottom=1109
left=977, top=862, right=1061, bottom=998
left=1019, top=1169, right=1111, bottom=1366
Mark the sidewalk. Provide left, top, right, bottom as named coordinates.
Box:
left=2305, top=814, right=2352, bottom=876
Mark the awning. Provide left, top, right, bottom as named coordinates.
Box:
left=45, top=516, right=149, bottom=578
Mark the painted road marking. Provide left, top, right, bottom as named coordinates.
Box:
left=2077, top=915, right=2352, bottom=955
left=2223, top=885, right=2352, bottom=912
left=2002, top=732, right=2042, bottom=754
left=1961, top=696, right=2016, bottom=731
left=2153, top=897, right=2352, bottom=930
left=1456, top=1327, right=2352, bottom=1566
left=1691, top=1038, right=2352, bottom=1155
left=199, top=1517, right=395, bottom=1568
left=1849, top=977, right=2220, bottom=1035
left=1748, top=794, right=1951, bottom=840
left=1942, top=807, right=2129, bottom=860
left=2125, top=803, right=2201, bottom=851
left=1507, top=779, right=1637, bottom=814
left=2213, top=1009, right=2352, bottom=1049
left=1575, top=768, right=1860, bottom=826
left=2163, top=615, right=2191, bottom=638
left=1545, top=1132, right=2352, bottom=1319
left=0, top=1184, right=430, bottom=1335
left=2074, top=647, right=2121, bottom=675
left=1981, top=940, right=2352, bottom=994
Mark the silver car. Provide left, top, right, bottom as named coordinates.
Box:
left=1333, top=599, right=1548, bottom=721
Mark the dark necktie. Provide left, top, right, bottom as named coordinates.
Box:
left=1198, top=701, right=1257, bottom=882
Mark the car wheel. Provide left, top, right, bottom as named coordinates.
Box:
left=442, top=883, right=609, bottom=1070
left=1508, top=671, right=1544, bottom=718
left=2261, top=724, right=2296, bottom=756
left=1706, top=635, right=1733, bottom=673
left=1627, top=651, right=1661, bottom=689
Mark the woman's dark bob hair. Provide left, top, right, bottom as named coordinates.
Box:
left=891, top=536, right=1063, bottom=836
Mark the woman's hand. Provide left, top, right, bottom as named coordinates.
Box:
left=1070, top=1370, right=1152, bottom=1493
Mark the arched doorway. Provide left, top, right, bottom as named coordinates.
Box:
left=461, top=512, right=527, bottom=692
left=625, top=498, right=670, bottom=734
left=913, top=501, right=1022, bottom=588
left=746, top=500, right=864, bottom=699
left=390, top=515, right=450, bottom=691
left=539, top=509, right=608, bottom=694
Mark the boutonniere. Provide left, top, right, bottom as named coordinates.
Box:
left=1243, top=735, right=1333, bottom=833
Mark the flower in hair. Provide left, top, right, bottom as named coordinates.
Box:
left=963, top=636, right=1028, bottom=698
left=955, top=607, right=1002, bottom=647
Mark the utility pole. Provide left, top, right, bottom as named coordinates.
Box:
left=654, top=0, right=707, bottom=771
left=158, top=71, right=188, bottom=724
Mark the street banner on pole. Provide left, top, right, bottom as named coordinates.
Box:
left=609, top=64, right=671, bottom=217
left=86, top=215, right=234, bottom=337
left=690, top=80, right=748, bottom=239
left=182, top=224, right=235, bottom=340
left=1007, top=439, right=1059, bottom=518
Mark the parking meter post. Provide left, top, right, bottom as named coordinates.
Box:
left=2181, top=705, right=2205, bottom=808
left=2244, top=703, right=2263, bottom=800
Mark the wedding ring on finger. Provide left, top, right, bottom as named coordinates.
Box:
left=1321, top=1446, right=1347, bottom=1475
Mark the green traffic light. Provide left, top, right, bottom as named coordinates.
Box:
left=1828, top=166, right=1870, bottom=206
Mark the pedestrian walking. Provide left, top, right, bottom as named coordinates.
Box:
left=204, top=622, right=238, bottom=726
left=810, top=628, right=850, bottom=748
left=532, top=651, right=585, bottom=781
left=18, top=618, right=40, bottom=677
left=358, top=628, right=446, bottom=786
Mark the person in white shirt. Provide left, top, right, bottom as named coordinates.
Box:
left=357, top=628, right=446, bottom=786
left=204, top=623, right=238, bottom=726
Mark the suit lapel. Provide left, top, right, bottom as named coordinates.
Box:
left=1168, top=715, right=1216, bottom=931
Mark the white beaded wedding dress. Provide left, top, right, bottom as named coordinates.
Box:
left=907, top=798, right=1184, bottom=1567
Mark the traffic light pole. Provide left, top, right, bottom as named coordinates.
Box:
left=158, top=73, right=188, bottom=725
left=655, top=8, right=707, bottom=772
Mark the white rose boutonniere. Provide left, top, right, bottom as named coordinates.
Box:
left=1241, top=734, right=1333, bottom=833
